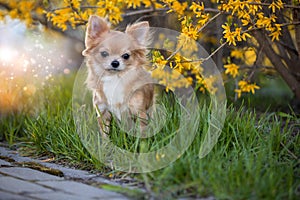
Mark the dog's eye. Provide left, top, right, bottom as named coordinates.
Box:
left=100, top=51, right=109, bottom=57
left=122, top=53, right=130, bottom=60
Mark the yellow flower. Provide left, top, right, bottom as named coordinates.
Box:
left=222, top=23, right=237, bottom=45
left=9, top=9, right=18, bottom=19
left=244, top=48, right=257, bottom=66
left=190, top=2, right=204, bottom=17
left=269, top=24, right=282, bottom=41
left=234, top=89, right=242, bottom=98
left=202, top=76, right=217, bottom=94
left=224, top=63, right=239, bottom=78
left=247, top=83, right=260, bottom=94
left=235, top=27, right=243, bottom=41
left=96, top=0, right=123, bottom=24
left=69, top=0, right=81, bottom=10
left=225, top=31, right=237, bottom=46
left=222, top=23, right=231, bottom=33
left=231, top=49, right=244, bottom=59
left=126, top=0, right=142, bottom=9
left=268, top=0, right=284, bottom=13
left=165, top=0, right=188, bottom=17
left=235, top=80, right=260, bottom=98
left=241, top=19, right=249, bottom=26
left=190, top=2, right=204, bottom=13
left=182, top=24, right=199, bottom=40
left=170, top=55, right=183, bottom=72
left=197, top=13, right=210, bottom=26
left=177, top=32, right=198, bottom=52
left=238, top=80, right=248, bottom=88
left=152, top=51, right=168, bottom=69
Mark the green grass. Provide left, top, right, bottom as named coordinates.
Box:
left=0, top=73, right=299, bottom=199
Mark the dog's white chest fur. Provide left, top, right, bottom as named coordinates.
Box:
left=102, top=74, right=126, bottom=119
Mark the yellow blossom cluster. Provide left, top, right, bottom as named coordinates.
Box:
left=96, top=0, right=123, bottom=24
left=222, top=23, right=251, bottom=46
left=151, top=50, right=208, bottom=93
left=234, top=80, right=260, bottom=98
left=162, top=0, right=188, bottom=17
left=189, top=2, right=210, bottom=26
left=268, top=0, right=284, bottom=13
left=154, top=1, right=219, bottom=94
left=227, top=47, right=260, bottom=97
left=216, top=0, right=292, bottom=97
left=45, top=0, right=92, bottom=31
left=177, top=24, right=199, bottom=52
left=224, top=63, right=239, bottom=78
left=1, top=0, right=279, bottom=98
left=219, top=0, right=284, bottom=41
left=46, top=0, right=123, bottom=30
left=0, top=0, right=44, bottom=26
left=45, top=0, right=163, bottom=30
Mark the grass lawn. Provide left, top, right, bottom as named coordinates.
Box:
left=0, top=73, right=299, bottom=199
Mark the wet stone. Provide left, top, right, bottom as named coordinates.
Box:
left=0, top=167, right=63, bottom=181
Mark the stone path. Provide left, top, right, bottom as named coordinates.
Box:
left=0, top=145, right=141, bottom=200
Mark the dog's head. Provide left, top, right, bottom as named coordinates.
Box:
left=82, top=15, right=150, bottom=75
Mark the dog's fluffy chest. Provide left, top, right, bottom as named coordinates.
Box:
left=102, top=74, right=127, bottom=119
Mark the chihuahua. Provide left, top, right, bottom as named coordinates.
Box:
left=82, top=15, right=154, bottom=135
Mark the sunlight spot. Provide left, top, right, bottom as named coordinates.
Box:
left=63, top=68, right=70, bottom=74
left=0, top=47, right=18, bottom=63
left=23, top=84, right=36, bottom=95
left=23, top=60, right=29, bottom=68
left=30, top=58, right=36, bottom=64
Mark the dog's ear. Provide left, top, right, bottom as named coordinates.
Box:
left=125, top=21, right=150, bottom=46
left=83, top=15, right=109, bottom=56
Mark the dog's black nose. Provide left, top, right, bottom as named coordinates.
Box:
left=111, top=60, right=120, bottom=68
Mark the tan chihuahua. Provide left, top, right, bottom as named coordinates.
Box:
left=82, top=15, right=154, bottom=135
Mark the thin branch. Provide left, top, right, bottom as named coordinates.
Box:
left=123, top=8, right=167, bottom=17
left=176, top=41, right=228, bottom=64
left=197, top=11, right=223, bottom=33
left=166, top=11, right=223, bottom=61
left=280, top=21, right=300, bottom=26
left=49, top=5, right=221, bottom=16
left=195, top=42, right=228, bottom=63
left=166, top=44, right=183, bottom=61
left=247, top=44, right=264, bottom=81
left=201, top=42, right=228, bottom=62
left=247, top=2, right=300, bottom=9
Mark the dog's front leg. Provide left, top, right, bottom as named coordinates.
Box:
left=128, top=91, right=151, bottom=135
left=97, top=110, right=111, bottom=136
left=94, top=92, right=111, bottom=136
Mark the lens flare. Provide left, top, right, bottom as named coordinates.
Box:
left=0, top=47, right=18, bottom=63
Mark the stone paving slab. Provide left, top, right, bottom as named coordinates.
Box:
left=0, top=176, right=53, bottom=194
left=0, top=146, right=101, bottom=180
left=37, top=180, right=126, bottom=199
left=0, top=159, right=12, bottom=167
left=0, top=144, right=136, bottom=199
left=0, top=167, right=63, bottom=181
left=28, top=191, right=87, bottom=200
left=0, top=191, right=34, bottom=200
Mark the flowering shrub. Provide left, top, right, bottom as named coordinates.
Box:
left=1, top=0, right=299, bottom=100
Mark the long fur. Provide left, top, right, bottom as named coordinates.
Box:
left=82, top=15, right=154, bottom=135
